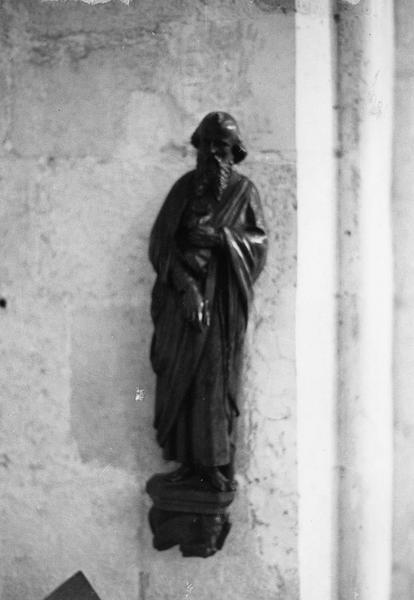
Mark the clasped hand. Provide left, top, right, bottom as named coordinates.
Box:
left=186, top=224, right=222, bottom=248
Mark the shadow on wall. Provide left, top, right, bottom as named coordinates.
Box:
left=69, top=217, right=158, bottom=475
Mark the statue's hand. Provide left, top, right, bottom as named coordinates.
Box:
left=187, top=225, right=223, bottom=248
left=181, top=285, right=205, bottom=330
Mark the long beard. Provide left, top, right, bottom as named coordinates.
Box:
left=195, top=155, right=233, bottom=201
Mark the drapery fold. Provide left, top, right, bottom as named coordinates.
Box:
left=149, top=170, right=267, bottom=457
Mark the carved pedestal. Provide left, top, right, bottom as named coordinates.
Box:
left=146, top=474, right=236, bottom=557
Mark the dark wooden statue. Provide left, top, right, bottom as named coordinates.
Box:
left=146, top=112, right=267, bottom=557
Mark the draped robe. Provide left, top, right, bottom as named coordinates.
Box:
left=149, top=169, right=267, bottom=467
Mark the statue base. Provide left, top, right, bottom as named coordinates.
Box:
left=146, top=473, right=236, bottom=557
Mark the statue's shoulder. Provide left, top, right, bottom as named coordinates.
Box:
left=167, top=170, right=195, bottom=198
left=231, top=171, right=253, bottom=190
left=235, top=173, right=265, bottom=225
left=234, top=172, right=260, bottom=201
left=154, top=170, right=194, bottom=230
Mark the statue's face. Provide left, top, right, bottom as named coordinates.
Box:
left=198, top=122, right=235, bottom=165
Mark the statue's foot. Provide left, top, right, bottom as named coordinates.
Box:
left=165, top=464, right=194, bottom=483
left=227, top=478, right=238, bottom=492
left=200, top=467, right=234, bottom=492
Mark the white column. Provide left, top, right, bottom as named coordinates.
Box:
left=296, top=1, right=394, bottom=599
left=358, top=4, right=394, bottom=597
left=295, top=2, right=338, bottom=600
left=337, top=2, right=394, bottom=600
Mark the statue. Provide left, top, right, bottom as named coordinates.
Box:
left=146, top=112, right=267, bottom=557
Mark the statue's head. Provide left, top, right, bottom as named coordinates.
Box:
left=190, top=112, right=247, bottom=165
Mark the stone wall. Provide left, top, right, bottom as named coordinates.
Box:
left=0, top=2, right=297, bottom=599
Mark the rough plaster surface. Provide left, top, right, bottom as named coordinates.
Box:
left=42, top=0, right=296, bottom=10
left=393, top=1, right=414, bottom=598
left=0, top=2, right=297, bottom=599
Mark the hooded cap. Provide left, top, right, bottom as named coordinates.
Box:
left=190, top=111, right=248, bottom=164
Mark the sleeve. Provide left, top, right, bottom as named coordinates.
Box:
left=222, top=182, right=268, bottom=308
left=169, top=252, right=197, bottom=294
left=149, top=173, right=198, bottom=295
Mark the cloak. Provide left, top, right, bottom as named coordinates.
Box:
left=149, top=169, right=267, bottom=465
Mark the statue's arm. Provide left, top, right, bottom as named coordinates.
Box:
left=239, top=182, right=267, bottom=243
left=169, top=253, right=197, bottom=293
left=222, top=182, right=268, bottom=290
left=149, top=172, right=206, bottom=328
left=168, top=254, right=204, bottom=329
left=224, top=182, right=267, bottom=247
left=149, top=172, right=194, bottom=281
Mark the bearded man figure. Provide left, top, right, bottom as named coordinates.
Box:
left=148, top=112, right=267, bottom=493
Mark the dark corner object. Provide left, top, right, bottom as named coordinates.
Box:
left=44, top=572, right=101, bottom=600
left=146, top=112, right=268, bottom=557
